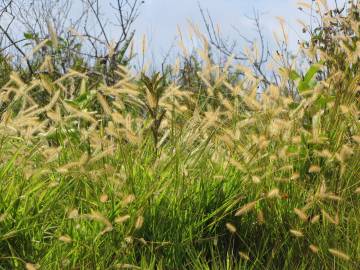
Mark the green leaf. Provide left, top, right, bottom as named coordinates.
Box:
left=23, top=32, right=35, bottom=39
left=315, top=95, right=335, bottom=109
left=288, top=101, right=300, bottom=110
left=298, top=81, right=310, bottom=92
left=298, top=63, right=323, bottom=93
left=287, top=145, right=299, bottom=153
left=303, top=63, right=322, bottom=85
left=289, top=70, right=300, bottom=81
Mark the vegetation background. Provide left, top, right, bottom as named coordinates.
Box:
left=0, top=0, right=359, bottom=269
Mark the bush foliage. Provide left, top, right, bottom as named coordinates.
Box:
left=0, top=1, right=359, bottom=269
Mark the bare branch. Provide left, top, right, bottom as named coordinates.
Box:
left=199, top=4, right=271, bottom=85
left=84, top=0, right=110, bottom=46
left=0, top=23, right=33, bottom=75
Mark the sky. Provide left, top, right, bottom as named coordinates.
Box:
left=136, top=0, right=301, bottom=51
left=1, top=0, right=348, bottom=66
left=131, top=0, right=349, bottom=65
left=131, top=0, right=346, bottom=67
left=133, top=0, right=305, bottom=63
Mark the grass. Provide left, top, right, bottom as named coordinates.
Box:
left=0, top=2, right=360, bottom=269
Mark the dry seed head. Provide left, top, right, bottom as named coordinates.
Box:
left=315, top=149, right=332, bottom=159
left=257, top=210, right=265, bottom=224
left=68, top=209, right=79, bottom=219
left=290, top=229, right=304, bottom=237
left=278, top=146, right=288, bottom=160
left=135, top=216, right=144, bottom=230
left=321, top=209, right=339, bottom=225
left=309, top=244, right=319, bottom=253
left=221, top=97, right=234, bottom=112
left=242, top=95, right=261, bottom=111
left=123, top=195, right=136, bottom=205
left=320, top=193, right=342, bottom=201
left=355, top=187, right=360, bottom=194
left=252, top=175, right=261, bottom=184
left=145, top=88, right=157, bottom=109
left=0, top=213, right=7, bottom=222
left=292, top=136, right=301, bottom=144
left=219, top=134, right=235, bottom=148
left=116, top=263, right=141, bottom=269
left=267, top=188, right=280, bottom=199
left=256, top=135, right=269, bottom=150
left=138, top=238, right=147, bottom=245
left=294, top=208, right=308, bottom=222
left=338, top=145, right=353, bottom=162
left=239, top=251, right=250, bottom=261
left=115, top=215, right=131, bottom=224
left=340, top=105, right=350, bottom=114
left=28, top=39, right=51, bottom=60
left=319, top=180, right=327, bottom=195
left=235, top=201, right=257, bottom=216
left=79, top=153, right=89, bottom=166
left=230, top=159, right=246, bottom=173
left=279, top=165, right=293, bottom=172
left=47, top=110, right=61, bottom=122
left=291, top=172, right=300, bottom=180
left=268, top=85, right=280, bottom=99
left=296, top=18, right=308, bottom=29
left=352, top=135, right=360, bottom=144
left=125, top=236, right=133, bottom=244
left=59, top=235, right=72, bottom=243
left=226, top=223, right=237, bottom=234
left=25, top=263, right=39, bottom=270
left=10, top=72, right=25, bottom=87
left=308, top=165, right=321, bottom=173
left=97, top=92, right=112, bottom=115
left=46, top=18, right=58, bottom=49
left=328, top=248, right=350, bottom=261
left=317, top=0, right=329, bottom=10
left=204, top=109, right=220, bottom=126
left=100, top=194, right=109, bottom=203
left=85, top=211, right=113, bottom=233
left=311, top=215, right=320, bottom=224
left=88, top=146, right=115, bottom=164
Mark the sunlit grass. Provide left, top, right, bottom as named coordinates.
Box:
left=0, top=2, right=360, bottom=269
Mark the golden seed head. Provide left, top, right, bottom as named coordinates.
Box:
left=311, top=215, right=320, bottom=224
left=309, top=244, right=319, bottom=253
left=257, top=210, right=265, bottom=224
left=235, top=201, right=257, bottom=216
left=290, top=229, right=304, bottom=237
left=135, top=216, right=144, bottom=230
left=100, top=194, right=109, bottom=203
left=68, top=209, right=79, bottom=219
left=328, top=248, right=350, bottom=261
left=308, top=165, right=321, bottom=173
left=267, top=188, right=280, bottom=199
left=25, top=263, right=39, bottom=270
left=115, top=215, right=131, bottom=224
left=59, top=235, right=72, bottom=243
left=294, top=208, right=308, bottom=221
left=226, top=223, right=237, bottom=233
left=239, top=251, right=250, bottom=261
left=123, top=195, right=136, bottom=205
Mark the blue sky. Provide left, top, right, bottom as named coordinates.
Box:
left=130, top=0, right=348, bottom=64
left=2, top=0, right=345, bottom=65
left=133, top=0, right=303, bottom=61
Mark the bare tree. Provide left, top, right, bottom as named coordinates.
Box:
left=199, top=5, right=271, bottom=86
left=80, top=0, right=142, bottom=83
left=0, top=0, right=143, bottom=82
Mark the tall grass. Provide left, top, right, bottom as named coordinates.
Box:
left=0, top=1, right=359, bottom=269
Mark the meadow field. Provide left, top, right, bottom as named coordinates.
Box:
left=0, top=1, right=359, bottom=269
